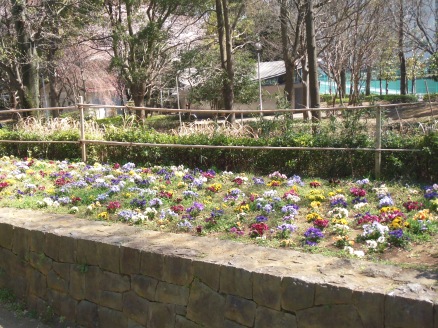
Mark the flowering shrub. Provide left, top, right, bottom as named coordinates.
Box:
left=309, top=181, right=321, bottom=188
left=249, top=223, right=269, bottom=238
left=303, top=227, right=324, bottom=246
left=387, top=229, right=409, bottom=248
left=276, top=223, right=297, bottom=239
left=403, top=201, right=423, bottom=212
left=0, top=156, right=436, bottom=262
left=350, top=187, right=366, bottom=197
left=313, top=218, right=329, bottom=229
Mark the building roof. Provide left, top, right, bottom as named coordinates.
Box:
left=257, top=61, right=286, bottom=80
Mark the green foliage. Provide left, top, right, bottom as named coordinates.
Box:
left=177, top=47, right=258, bottom=108
left=320, top=94, right=349, bottom=104
left=423, top=93, right=438, bottom=102
left=0, top=114, right=437, bottom=181
left=372, top=94, right=418, bottom=103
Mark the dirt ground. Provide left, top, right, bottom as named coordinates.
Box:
left=0, top=303, right=51, bottom=328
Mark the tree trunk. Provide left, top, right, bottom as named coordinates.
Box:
left=305, top=0, right=320, bottom=123
left=47, top=47, right=60, bottom=117
left=131, top=83, right=146, bottom=119
left=399, top=0, right=407, bottom=95
left=379, top=75, right=382, bottom=96
left=216, top=0, right=235, bottom=123
left=365, top=66, right=372, bottom=96
left=301, top=57, right=310, bottom=120
left=340, top=69, right=346, bottom=99
left=435, top=0, right=438, bottom=51
left=11, top=0, right=39, bottom=112
left=280, top=0, right=295, bottom=109
left=386, top=80, right=389, bottom=95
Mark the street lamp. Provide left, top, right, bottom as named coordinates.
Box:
left=254, top=42, right=263, bottom=113
left=172, top=58, right=182, bottom=127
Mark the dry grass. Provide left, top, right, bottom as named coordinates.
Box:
left=15, top=117, right=104, bottom=138
left=172, top=120, right=260, bottom=138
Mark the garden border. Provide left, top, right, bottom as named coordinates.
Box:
left=0, top=207, right=437, bottom=327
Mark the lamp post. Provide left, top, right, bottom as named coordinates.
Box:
left=255, top=42, right=263, bottom=113
left=172, top=58, right=182, bottom=127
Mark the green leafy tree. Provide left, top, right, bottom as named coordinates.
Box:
left=406, top=53, right=426, bottom=94
left=376, top=45, right=398, bottom=95
left=176, top=47, right=257, bottom=110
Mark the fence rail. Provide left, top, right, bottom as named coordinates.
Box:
left=0, top=99, right=434, bottom=179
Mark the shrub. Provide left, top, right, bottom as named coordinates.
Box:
left=373, top=94, right=418, bottom=103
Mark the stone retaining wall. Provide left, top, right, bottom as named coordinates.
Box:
left=0, top=208, right=437, bottom=328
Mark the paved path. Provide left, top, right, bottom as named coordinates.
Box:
left=0, top=303, right=51, bottom=328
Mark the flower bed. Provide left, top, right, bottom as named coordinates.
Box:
left=0, top=156, right=437, bottom=267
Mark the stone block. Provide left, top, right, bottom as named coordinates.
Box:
left=52, top=261, right=70, bottom=280
left=57, top=236, right=76, bottom=263
left=27, top=294, right=48, bottom=316
left=128, top=319, right=145, bottom=328
left=100, top=270, right=130, bottom=293
left=26, top=267, right=47, bottom=299
left=281, top=277, right=315, bottom=311
left=255, top=306, right=297, bottom=328
left=225, top=294, right=256, bottom=327
left=147, top=302, right=176, bottom=328
left=175, top=304, right=187, bottom=316
left=120, top=246, right=141, bottom=274
left=69, top=264, right=86, bottom=300
left=7, top=257, right=27, bottom=299
left=99, top=306, right=128, bottom=328
left=12, top=226, right=29, bottom=258
left=28, top=230, right=45, bottom=253
left=156, top=281, right=190, bottom=306
left=220, top=265, right=252, bottom=299
left=76, top=238, right=99, bottom=266
left=435, top=303, right=438, bottom=328
left=0, top=223, right=13, bottom=249
left=28, top=251, right=52, bottom=275
left=47, top=289, right=77, bottom=321
left=44, top=233, right=60, bottom=261
left=296, top=304, right=363, bottom=328
left=253, top=272, right=281, bottom=310
left=97, top=241, right=120, bottom=273
left=175, top=315, right=201, bottom=328
left=163, top=256, right=193, bottom=286
left=77, top=300, right=99, bottom=328
left=353, top=290, right=385, bottom=327
left=140, top=251, right=164, bottom=279
left=84, top=266, right=102, bottom=303
left=315, top=283, right=353, bottom=305
left=224, top=319, right=246, bottom=328
left=193, top=260, right=220, bottom=291
left=131, top=274, right=158, bottom=301
left=47, top=269, right=69, bottom=293
left=385, top=294, right=434, bottom=328
left=100, top=290, right=123, bottom=311
left=123, top=291, right=150, bottom=326
left=187, top=280, right=225, bottom=328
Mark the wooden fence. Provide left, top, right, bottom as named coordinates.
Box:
left=1, top=98, right=434, bottom=179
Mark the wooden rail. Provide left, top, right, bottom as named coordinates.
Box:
left=0, top=102, right=433, bottom=178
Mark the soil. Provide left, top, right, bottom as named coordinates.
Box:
left=0, top=303, right=51, bottom=328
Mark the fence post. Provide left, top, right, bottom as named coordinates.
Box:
left=375, top=105, right=381, bottom=179
left=78, top=96, right=87, bottom=162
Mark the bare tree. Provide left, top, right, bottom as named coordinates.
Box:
left=278, top=0, right=306, bottom=109
left=102, top=0, right=207, bottom=119
left=216, top=0, right=237, bottom=122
